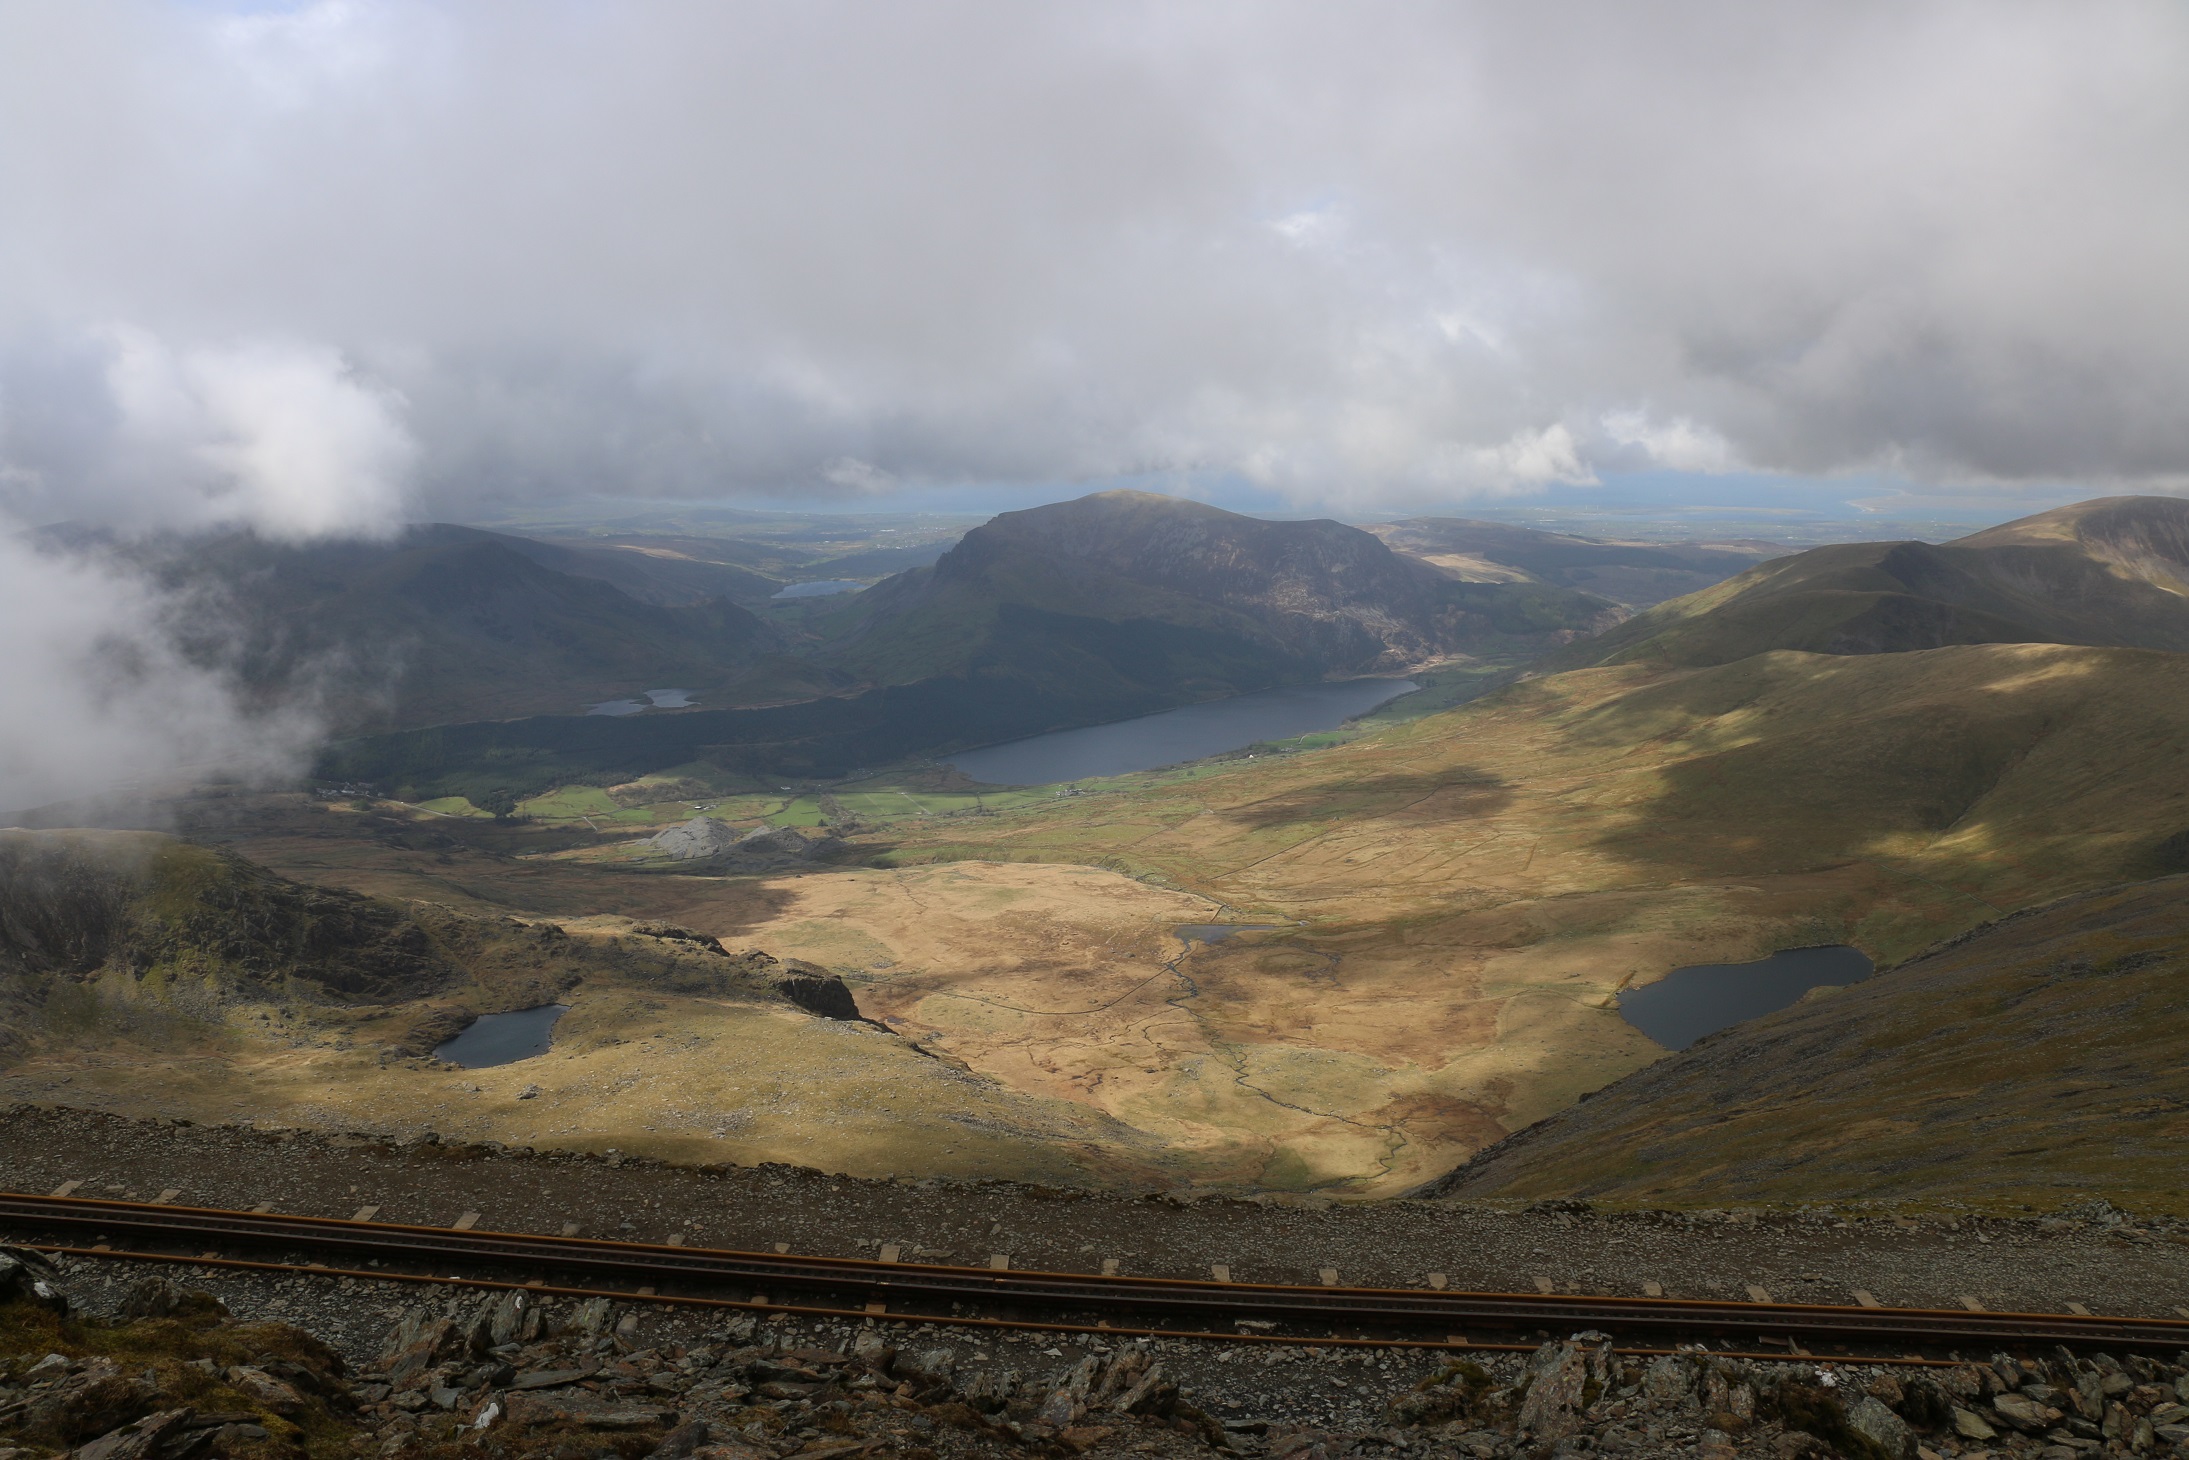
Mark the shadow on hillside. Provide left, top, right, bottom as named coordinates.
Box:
left=1216, top=767, right=1513, bottom=832
left=1551, top=648, right=2147, bottom=886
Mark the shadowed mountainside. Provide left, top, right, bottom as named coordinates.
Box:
left=1556, top=495, right=2189, bottom=669
left=1416, top=874, right=2189, bottom=1212
left=324, top=492, right=1621, bottom=801
left=820, top=491, right=1620, bottom=699
left=0, top=829, right=800, bottom=1067
left=1368, top=517, right=1786, bottom=608
left=126, top=524, right=832, bottom=731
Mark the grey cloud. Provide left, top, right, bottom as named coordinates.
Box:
left=0, top=0, right=2182, bottom=523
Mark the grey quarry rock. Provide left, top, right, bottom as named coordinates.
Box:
left=644, top=819, right=747, bottom=860
left=1515, top=1334, right=1610, bottom=1444
left=0, top=1247, right=68, bottom=1316
left=1845, top=1394, right=1915, bottom=1459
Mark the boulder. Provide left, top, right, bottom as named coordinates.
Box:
left=1641, top=1355, right=1696, bottom=1405
left=774, top=971, right=864, bottom=1021
left=223, top=1367, right=305, bottom=1418
left=1844, top=1395, right=1915, bottom=1459
left=69, top=1407, right=195, bottom=1460
left=1991, top=1391, right=2060, bottom=1432
left=1516, top=1334, right=1611, bottom=1443
left=20, top=1359, right=162, bottom=1445
left=0, top=1245, right=69, bottom=1314
left=1036, top=1354, right=1102, bottom=1428
left=379, top=1309, right=470, bottom=1388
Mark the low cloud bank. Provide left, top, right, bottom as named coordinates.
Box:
left=0, top=335, right=412, bottom=815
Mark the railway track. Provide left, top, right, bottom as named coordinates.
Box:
left=4, top=1192, right=2183, bottom=1362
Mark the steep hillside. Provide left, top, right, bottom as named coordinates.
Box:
left=1370, top=518, right=1784, bottom=607
left=133, top=525, right=830, bottom=730
left=777, top=639, right=2189, bottom=1192
left=1417, top=874, right=2189, bottom=1212
left=822, top=491, right=1616, bottom=703
left=0, top=828, right=812, bottom=1065
left=1559, top=494, right=2189, bottom=668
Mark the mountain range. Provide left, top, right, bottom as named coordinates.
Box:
left=1368, top=517, right=1784, bottom=607
left=1559, top=495, right=2189, bottom=669
left=125, top=524, right=833, bottom=732
left=821, top=490, right=1619, bottom=701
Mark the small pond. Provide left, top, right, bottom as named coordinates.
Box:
left=947, top=678, right=1418, bottom=786
left=772, top=580, right=866, bottom=599
left=1176, top=923, right=1278, bottom=946
left=1617, top=946, right=1873, bottom=1051
left=587, top=688, right=697, bottom=716
left=434, top=1004, right=569, bottom=1068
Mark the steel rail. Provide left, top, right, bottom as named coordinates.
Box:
left=17, top=1239, right=1959, bottom=1368
left=3, top=1192, right=2181, bottom=1355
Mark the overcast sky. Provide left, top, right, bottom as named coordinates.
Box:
left=2, top=0, right=2186, bottom=537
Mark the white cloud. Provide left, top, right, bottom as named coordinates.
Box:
left=1599, top=410, right=1740, bottom=474
left=0, top=326, right=410, bottom=812
left=1431, top=424, right=1598, bottom=495
left=2, top=327, right=417, bottom=539
left=0, top=528, right=322, bottom=814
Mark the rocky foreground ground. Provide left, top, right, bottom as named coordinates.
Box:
left=6, top=1243, right=2189, bottom=1460
left=6, top=1107, right=2189, bottom=1459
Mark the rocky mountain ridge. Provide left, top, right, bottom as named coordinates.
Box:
left=1557, top=494, right=2189, bottom=670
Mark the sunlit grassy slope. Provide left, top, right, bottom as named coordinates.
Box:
left=1423, top=874, right=2189, bottom=1213
left=813, top=642, right=2189, bottom=1193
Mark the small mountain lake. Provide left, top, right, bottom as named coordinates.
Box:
left=947, top=678, right=1418, bottom=786
left=1176, top=923, right=1278, bottom=945
left=587, top=688, right=696, bottom=716
left=1617, top=946, right=1873, bottom=1050
left=772, top=580, right=866, bottom=599
left=434, top=1005, right=569, bottom=1068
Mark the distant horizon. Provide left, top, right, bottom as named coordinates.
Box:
left=453, top=471, right=2138, bottom=546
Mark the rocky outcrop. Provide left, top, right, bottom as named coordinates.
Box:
left=645, top=819, right=746, bottom=860
left=0, top=1245, right=67, bottom=1314
left=772, top=968, right=863, bottom=1022
left=644, top=820, right=839, bottom=868
left=0, top=830, right=458, bottom=1005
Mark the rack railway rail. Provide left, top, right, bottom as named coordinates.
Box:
left=3, top=1192, right=2182, bottom=1364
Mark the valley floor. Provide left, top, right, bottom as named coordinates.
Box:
left=17, top=640, right=2187, bottom=1205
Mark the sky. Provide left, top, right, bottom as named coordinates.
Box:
left=2, top=0, right=2187, bottom=806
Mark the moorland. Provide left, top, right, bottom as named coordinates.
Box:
left=6, top=492, right=2188, bottom=1212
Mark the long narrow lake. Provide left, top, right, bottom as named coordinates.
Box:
left=947, top=679, right=1417, bottom=786
left=1618, top=946, right=1873, bottom=1050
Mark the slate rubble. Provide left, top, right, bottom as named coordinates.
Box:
left=13, top=1252, right=2189, bottom=1460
